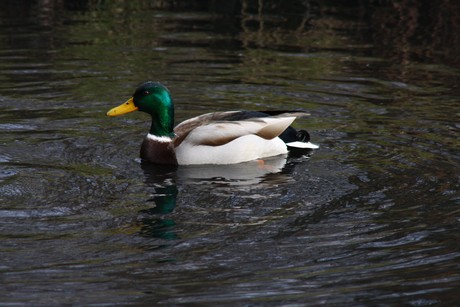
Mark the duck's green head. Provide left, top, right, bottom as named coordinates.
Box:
left=107, top=81, right=175, bottom=137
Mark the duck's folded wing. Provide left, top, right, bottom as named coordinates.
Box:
left=178, top=116, right=297, bottom=146
left=175, top=111, right=309, bottom=133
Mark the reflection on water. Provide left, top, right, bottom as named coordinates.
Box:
left=137, top=153, right=313, bottom=240
left=139, top=184, right=179, bottom=240
left=0, top=0, right=459, bottom=305
left=177, top=155, right=290, bottom=186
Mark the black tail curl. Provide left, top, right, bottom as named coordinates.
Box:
left=296, top=129, right=310, bottom=143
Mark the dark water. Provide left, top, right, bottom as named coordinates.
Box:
left=1, top=0, right=459, bottom=305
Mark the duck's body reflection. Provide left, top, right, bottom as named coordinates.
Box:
left=177, top=155, right=289, bottom=186
left=137, top=153, right=312, bottom=239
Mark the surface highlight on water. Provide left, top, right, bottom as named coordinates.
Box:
left=0, top=0, right=459, bottom=305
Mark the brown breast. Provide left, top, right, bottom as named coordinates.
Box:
left=140, top=138, right=178, bottom=165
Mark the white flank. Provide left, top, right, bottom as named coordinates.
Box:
left=146, top=133, right=173, bottom=143
left=286, top=141, right=319, bottom=149
left=175, top=135, right=288, bottom=165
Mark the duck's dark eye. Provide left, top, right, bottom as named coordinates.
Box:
left=143, top=90, right=150, bottom=96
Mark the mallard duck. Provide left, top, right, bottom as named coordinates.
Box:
left=107, top=81, right=318, bottom=165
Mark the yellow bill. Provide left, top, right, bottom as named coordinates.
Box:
left=106, top=97, right=138, bottom=116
